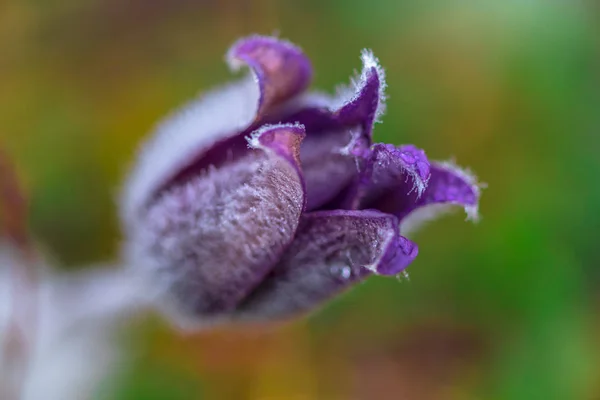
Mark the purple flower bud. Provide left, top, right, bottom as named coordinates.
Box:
left=120, top=35, right=482, bottom=328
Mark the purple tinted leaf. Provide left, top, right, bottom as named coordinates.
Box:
left=125, top=124, right=306, bottom=323
left=234, top=209, right=418, bottom=321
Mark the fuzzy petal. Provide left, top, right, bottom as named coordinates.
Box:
left=121, top=36, right=312, bottom=222
left=125, top=124, right=306, bottom=323
left=234, top=209, right=418, bottom=321
left=283, top=49, right=386, bottom=139
left=348, top=143, right=431, bottom=211
left=299, top=130, right=358, bottom=210
left=334, top=49, right=387, bottom=139
left=360, top=157, right=480, bottom=236
left=228, top=35, right=312, bottom=118
left=398, top=161, right=482, bottom=236
left=280, top=50, right=387, bottom=210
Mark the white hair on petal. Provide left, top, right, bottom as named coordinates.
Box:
left=398, top=154, right=429, bottom=199
left=124, top=128, right=305, bottom=327
left=400, top=160, right=485, bottom=237
left=288, top=50, right=387, bottom=122
left=434, top=159, right=485, bottom=222
left=359, top=49, right=387, bottom=123
left=120, top=75, right=260, bottom=228
left=123, top=238, right=230, bottom=332
left=225, top=34, right=304, bottom=72
left=363, top=227, right=397, bottom=274
left=245, top=122, right=305, bottom=150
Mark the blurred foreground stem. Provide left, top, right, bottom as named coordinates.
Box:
left=0, top=148, right=39, bottom=400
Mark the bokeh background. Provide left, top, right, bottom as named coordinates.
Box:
left=2, top=0, right=599, bottom=399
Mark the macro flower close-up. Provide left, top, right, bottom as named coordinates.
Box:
left=121, top=35, right=482, bottom=328
left=3, top=0, right=598, bottom=397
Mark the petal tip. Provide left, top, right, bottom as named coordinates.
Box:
left=326, top=49, right=388, bottom=140
left=246, top=123, right=306, bottom=152
left=226, top=35, right=312, bottom=104
left=434, top=159, right=484, bottom=222
left=369, top=233, right=419, bottom=276
left=357, top=211, right=418, bottom=276
left=246, top=123, right=307, bottom=208
left=227, top=34, right=303, bottom=67
left=359, top=49, right=387, bottom=122
left=373, top=143, right=432, bottom=198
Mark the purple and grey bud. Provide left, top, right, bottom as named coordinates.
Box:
left=120, top=35, right=482, bottom=329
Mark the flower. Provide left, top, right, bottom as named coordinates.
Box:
left=121, top=35, right=482, bottom=328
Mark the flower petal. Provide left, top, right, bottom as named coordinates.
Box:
left=124, top=124, right=306, bottom=324
left=283, top=49, right=386, bottom=140
left=279, top=50, right=387, bottom=210
left=299, top=129, right=358, bottom=210
left=227, top=35, right=313, bottom=118
left=334, top=49, right=387, bottom=139
left=351, top=143, right=431, bottom=210
left=121, top=36, right=312, bottom=222
left=234, top=209, right=418, bottom=322
left=398, top=161, right=482, bottom=236
left=360, top=157, right=481, bottom=236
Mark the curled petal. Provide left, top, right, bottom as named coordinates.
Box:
left=348, top=143, right=431, bottom=210
left=125, top=124, right=306, bottom=324
left=228, top=35, right=312, bottom=118
left=399, top=161, right=482, bottom=236
left=121, top=36, right=312, bottom=222
left=280, top=50, right=387, bottom=210
left=361, top=158, right=481, bottom=236
left=334, top=49, right=387, bottom=139
left=234, top=209, right=418, bottom=322
left=284, top=49, right=386, bottom=140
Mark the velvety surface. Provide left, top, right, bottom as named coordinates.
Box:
left=1, top=1, right=597, bottom=399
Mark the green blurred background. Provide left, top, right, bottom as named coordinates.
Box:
left=2, top=0, right=599, bottom=399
